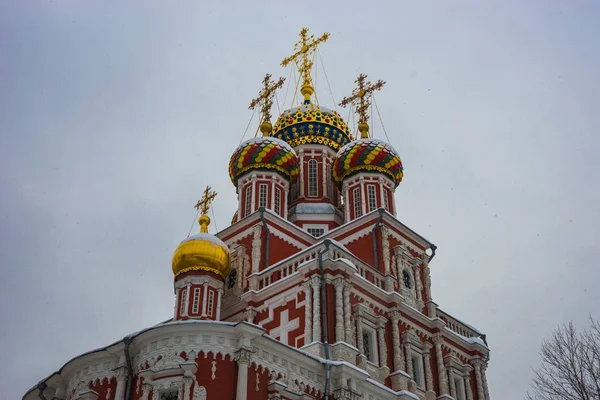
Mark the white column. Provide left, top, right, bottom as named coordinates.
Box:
left=321, top=150, right=327, bottom=197
left=434, top=335, right=449, bottom=395
left=215, top=288, right=223, bottom=321
left=141, top=384, right=152, bottom=400
left=465, top=373, right=474, bottom=400
left=423, top=345, right=433, bottom=392
left=334, top=279, right=345, bottom=342
left=404, top=342, right=413, bottom=378
left=311, top=278, right=321, bottom=341
left=474, top=360, right=485, bottom=400
left=303, top=281, right=313, bottom=344
left=413, top=265, right=424, bottom=310
left=283, top=181, right=289, bottom=219
left=449, top=369, right=457, bottom=398
left=183, top=283, right=191, bottom=317
left=377, top=325, right=388, bottom=369
left=113, top=367, right=128, bottom=400
left=344, top=185, right=351, bottom=222
left=343, top=281, right=353, bottom=346
left=270, top=176, right=276, bottom=211
left=299, top=150, right=305, bottom=197
left=237, top=183, right=243, bottom=222
left=359, top=177, right=366, bottom=215
left=379, top=177, right=386, bottom=209
left=183, top=377, right=193, bottom=400
left=482, top=363, right=490, bottom=400
left=251, top=174, right=257, bottom=212
left=356, top=313, right=364, bottom=354
left=201, top=282, right=208, bottom=317
left=236, top=349, right=252, bottom=400
left=390, top=311, right=405, bottom=371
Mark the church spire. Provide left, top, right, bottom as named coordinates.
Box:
left=281, top=27, right=330, bottom=103
left=339, top=74, right=386, bottom=138
left=249, top=73, right=285, bottom=136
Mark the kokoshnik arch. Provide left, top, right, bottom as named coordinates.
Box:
left=25, top=28, right=491, bottom=400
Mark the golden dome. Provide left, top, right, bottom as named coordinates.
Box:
left=172, top=215, right=231, bottom=279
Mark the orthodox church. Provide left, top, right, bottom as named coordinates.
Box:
left=25, top=29, right=491, bottom=400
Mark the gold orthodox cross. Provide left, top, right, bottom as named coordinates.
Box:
left=339, top=74, right=386, bottom=138
left=281, top=27, right=330, bottom=101
left=194, top=186, right=217, bottom=216
left=249, top=73, right=285, bottom=135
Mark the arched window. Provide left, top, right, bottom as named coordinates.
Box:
left=308, top=159, right=318, bottom=197
left=403, top=269, right=413, bottom=289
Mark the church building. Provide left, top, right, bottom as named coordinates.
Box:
left=25, top=28, right=491, bottom=400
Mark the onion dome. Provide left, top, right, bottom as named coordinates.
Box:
left=228, top=136, right=299, bottom=186
left=272, top=101, right=352, bottom=152
left=172, top=215, right=231, bottom=279
left=332, top=138, right=404, bottom=188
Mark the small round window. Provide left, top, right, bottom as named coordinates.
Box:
left=402, top=270, right=412, bottom=289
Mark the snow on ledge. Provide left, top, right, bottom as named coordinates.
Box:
left=364, top=378, right=420, bottom=399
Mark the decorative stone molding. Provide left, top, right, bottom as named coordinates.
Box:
left=252, top=224, right=263, bottom=274
left=333, top=279, right=346, bottom=342
left=343, top=281, right=354, bottom=347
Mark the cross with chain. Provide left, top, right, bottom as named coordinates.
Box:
left=339, top=74, right=386, bottom=138
left=249, top=73, right=285, bottom=135
left=281, top=27, right=330, bottom=100
left=194, top=186, right=217, bottom=216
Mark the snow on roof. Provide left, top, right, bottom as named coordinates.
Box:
left=181, top=233, right=229, bottom=251
left=292, top=203, right=338, bottom=214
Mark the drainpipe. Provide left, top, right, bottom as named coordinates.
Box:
left=37, top=382, right=47, bottom=400
left=259, top=207, right=270, bottom=269
left=428, top=244, right=437, bottom=263
left=371, top=209, right=385, bottom=270
left=124, top=336, right=134, bottom=400
left=318, top=239, right=332, bottom=399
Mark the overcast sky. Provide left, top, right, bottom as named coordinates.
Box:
left=1, top=1, right=599, bottom=399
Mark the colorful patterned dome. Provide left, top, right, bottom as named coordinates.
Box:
left=229, top=136, right=299, bottom=186
left=332, top=138, right=404, bottom=187
left=272, top=101, right=352, bottom=152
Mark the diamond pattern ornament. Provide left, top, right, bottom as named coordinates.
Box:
left=229, top=136, right=300, bottom=186
left=332, top=138, right=403, bottom=188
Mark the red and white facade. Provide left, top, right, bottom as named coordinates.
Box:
left=25, top=70, right=490, bottom=400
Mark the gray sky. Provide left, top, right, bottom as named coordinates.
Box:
left=1, top=1, right=599, bottom=399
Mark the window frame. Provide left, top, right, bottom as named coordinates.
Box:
left=274, top=187, right=281, bottom=216
left=207, top=290, right=215, bottom=317
left=258, top=183, right=268, bottom=209
left=367, top=184, right=377, bottom=212
left=191, top=287, right=200, bottom=314
left=411, top=353, right=425, bottom=389
left=353, top=187, right=362, bottom=218
left=308, top=159, right=318, bottom=197
left=362, top=324, right=379, bottom=365
left=383, top=188, right=389, bottom=211
left=244, top=186, right=252, bottom=217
